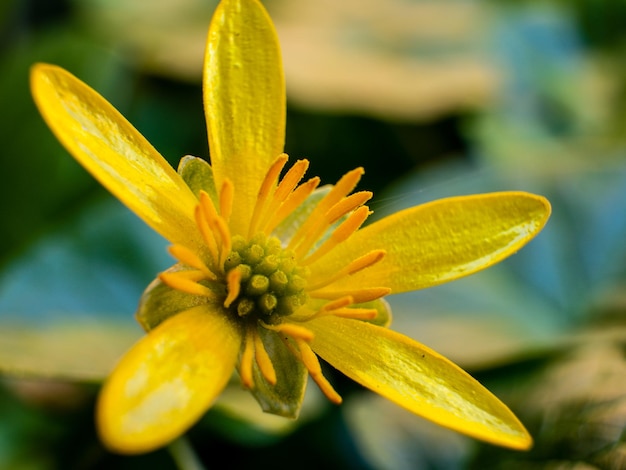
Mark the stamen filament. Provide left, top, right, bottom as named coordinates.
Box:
left=306, top=250, right=386, bottom=291
left=320, top=296, right=354, bottom=312
left=159, top=272, right=219, bottom=299
left=325, top=191, right=372, bottom=224
left=262, top=177, right=320, bottom=235
left=194, top=205, right=219, bottom=264
left=199, top=191, right=232, bottom=267
left=301, top=205, right=371, bottom=265
left=296, top=339, right=342, bottom=404
left=309, top=287, right=391, bottom=303
left=248, top=154, right=289, bottom=238
left=168, top=245, right=216, bottom=280
left=261, top=322, right=314, bottom=342
left=321, top=307, right=378, bottom=320
left=239, top=329, right=255, bottom=389
left=224, top=268, right=242, bottom=308
left=170, top=269, right=209, bottom=282
left=272, top=159, right=309, bottom=206
left=288, top=167, right=364, bottom=253
left=253, top=329, right=277, bottom=385
left=215, top=216, right=232, bottom=267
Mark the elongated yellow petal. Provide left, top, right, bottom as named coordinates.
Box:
left=204, top=0, right=286, bottom=236
left=307, top=315, right=532, bottom=450
left=310, top=192, right=550, bottom=293
left=30, top=64, right=202, bottom=250
left=97, top=306, right=242, bottom=454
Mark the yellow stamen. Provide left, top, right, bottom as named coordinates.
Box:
left=323, top=308, right=377, bottom=320
left=253, top=329, right=277, bottom=385
left=288, top=167, right=364, bottom=253
left=345, top=249, right=386, bottom=275
left=309, top=287, right=391, bottom=303
left=159, top=272, right=218, bottom=299
left=302, top=205, right=371, bottom=265
left=325, top=191, right=372, bottom=224
left=220, top=179, right=234, bottom=222
left=262, top=176, right=320, bottom=235
left=262, top=322, right=314, bottom=342
left=199, top=191, right=232, bottom=267
left=214, top=216, right=232, bottom=267
left=296, top=339, right=342, bottom=404
left=223, top=268, right=242, bottom=308
left=239, top=329, right=255, bottom=389
left=194, top=204, right=219, bottom=264
left=272, top=159, right=309, bottom=206
left=249, top=154, right=289, bottom=237
left=320, top=296, right=354, bottom=312
left=167, top=244, right=216, bottom=280
left=306, top=249, right=386, bottom=290
left=306, top=296, right=375, bottom=321
left=169, top=269, right=208, bottom=282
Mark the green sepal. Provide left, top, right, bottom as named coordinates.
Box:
left=249, top=327, right=307, bottom=418
left=135, top=264, right=210, bottom=331
left=177, top=155, right=218, bottom=204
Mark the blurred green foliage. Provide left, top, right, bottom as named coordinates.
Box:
left=1, top=0, right=626, bottom=468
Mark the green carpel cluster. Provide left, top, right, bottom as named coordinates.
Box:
left=224, top=233, right=308, bottom=324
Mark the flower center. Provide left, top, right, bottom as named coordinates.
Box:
left=223, top=233, right=309, bottom=324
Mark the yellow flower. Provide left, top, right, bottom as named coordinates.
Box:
left=30, top=0, right=550, bottom=456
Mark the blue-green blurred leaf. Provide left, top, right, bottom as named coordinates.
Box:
left=0, top=199, right=170, bottom=380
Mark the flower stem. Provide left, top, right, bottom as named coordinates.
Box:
left=168, top=436, right=207, bottom=470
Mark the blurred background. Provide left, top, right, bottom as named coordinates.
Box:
left=1, top=0, right=626, bottom=468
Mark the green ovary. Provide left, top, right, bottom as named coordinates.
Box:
left=224, top=233, right=309, bottom=324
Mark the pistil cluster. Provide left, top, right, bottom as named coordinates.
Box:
left=224, top=233, right=309, bottom=323
left=159, top=154, right=390, bottom=403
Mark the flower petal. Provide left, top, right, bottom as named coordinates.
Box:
left=97, top=305, right=242, bottom=454
left=307, top=315, right=532, bottom=450
left=204, top=0, right=286, bottom=235
left=30, top=64, right=202, bottom=250
left=310, top=192, right=551, bottom=293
